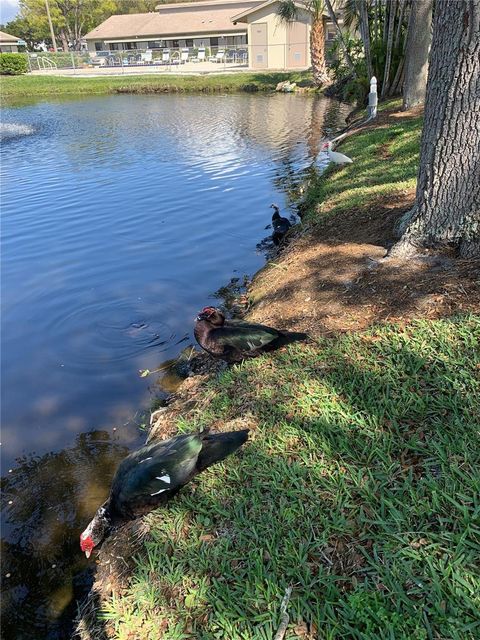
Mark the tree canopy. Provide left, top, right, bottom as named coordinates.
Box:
left=2, top=0, right=165, bottom=50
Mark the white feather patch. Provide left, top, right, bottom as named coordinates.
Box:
left=139, top=457, right=152, bottom=464
left=150, top=487, right=168, bottom=496
left=150, top=474, right=171, bottom=496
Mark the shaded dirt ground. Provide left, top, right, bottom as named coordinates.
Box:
left=248, top=191, right=480, bottom=336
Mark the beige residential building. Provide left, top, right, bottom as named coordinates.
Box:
left=231, top=0, right=328, bottom=70
left=0, top=30, right=21, bottom=53
left=85, top=0, right=256, bottom=53
left=85, top=0, right=340, bottom=70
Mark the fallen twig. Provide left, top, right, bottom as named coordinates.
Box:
left=273, top=586, right=293, bottom=640
left=268, top=262, right=289, bottom=272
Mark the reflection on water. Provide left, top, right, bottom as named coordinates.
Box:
left=0, top=430, right=139, bottom=639
left=1, top=92, right=350, bottom=638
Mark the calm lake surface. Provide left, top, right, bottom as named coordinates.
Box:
left=1, top=93, right=350, bottom=639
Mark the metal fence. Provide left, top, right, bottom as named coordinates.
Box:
left=25, top=43, right=317, bottom=74
left=26, top=46, right=251, bottom=73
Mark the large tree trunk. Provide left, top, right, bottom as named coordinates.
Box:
left=310, top=16, right=330, bottom=86
left=402, top=0, right=433, bottom=109
left=392, top=0, right=480, bottom=259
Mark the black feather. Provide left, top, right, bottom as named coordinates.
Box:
left=197, top=429, right=249, bottom=471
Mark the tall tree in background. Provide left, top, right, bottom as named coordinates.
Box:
left=277, top=0, right=329, bottom=86
left=381, top=0, right=397, bottom=97
left=393, top=0, right=480, bottom=258
left=0, top=15, right=42, bottom=49
left=402, top=0, right=433, bottom=109
left=356, top=0, right=373, bottom=80
left=11, top=0, right=158, bottom=50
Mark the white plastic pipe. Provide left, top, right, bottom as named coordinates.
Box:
left=368, top=75, right=378, bottom=119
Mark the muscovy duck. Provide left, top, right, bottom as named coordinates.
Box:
left=322, top=141, right=353, bottom=164
left=270, top=204, right=291, bottom=245
left=194, top=307, right=308, bottom=363
left=80, top=429, right=248, bottom=557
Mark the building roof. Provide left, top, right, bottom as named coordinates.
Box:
left=0, top=30, right=21, bottom=43
left=231, top=0, right=328, bottom=22
left=85, top=0, right=259, bottom=41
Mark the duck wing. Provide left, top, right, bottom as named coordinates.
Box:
left=111, top=434, right=203, bottom=514
left=272, top=217, right=291, bottom=234
left=212, top=323, right=280, bottom=352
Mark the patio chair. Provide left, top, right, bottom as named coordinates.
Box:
left=237, top=49, right=248, bottom=64
left=210, top=49, right=225, bottom=63
left=162, top=48, right=170, bottom=64
left=192, top=47, right=206, bottom=63
left=141, top=49, right=153, bottom=64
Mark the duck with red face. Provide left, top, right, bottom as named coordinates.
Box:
left=80, top=505, right=110, bottom=558
left=80, top=430, right=248, bottom=558
left=194, top=307, right=308, bottom=364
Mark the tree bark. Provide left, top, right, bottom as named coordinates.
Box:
left=310, top=16, right=330, bottom=86
left=356, top=0, right=373, bottom=80
left=381, top=0, right=397, bottom=97
left=388, top=54, right=404, bottom=96
left=402, top=0, right=433, bottom=109
left=394, top=0, right=406, bottom=50
left=59, top=29, right=69, bottom=52
left=392, top=0, right=480, bottom=259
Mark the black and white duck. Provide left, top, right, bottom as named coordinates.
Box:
left=270, top=204, right=291, bottom=245
left=80, top=429, right=248, bottom=557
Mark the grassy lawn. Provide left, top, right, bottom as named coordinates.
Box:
left=300, top=113, right=421, bottom=222
left=101, top=316, right=480, bottom=639
left=0, top=71, right=310, bottom=100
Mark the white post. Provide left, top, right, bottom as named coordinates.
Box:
left=368, top=76, right=378, bottom=119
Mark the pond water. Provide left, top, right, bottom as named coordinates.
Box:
left=0, top=92, right=350, bottom=639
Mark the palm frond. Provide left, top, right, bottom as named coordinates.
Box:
left=343, top=0, right=359, bottom=29
left=277, top=0, right=298, bottom=22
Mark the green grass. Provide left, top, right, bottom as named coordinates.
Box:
left=0, top=71, right=310, bottom=100
left=300, top=113, right=421, bottom=221
left=101, top=316, right=480, bottom=639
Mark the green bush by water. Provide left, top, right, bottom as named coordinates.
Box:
left=0, top=53, right=28, bottom=75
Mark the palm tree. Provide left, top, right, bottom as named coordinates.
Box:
left=277, top=0, right=330, bottom=86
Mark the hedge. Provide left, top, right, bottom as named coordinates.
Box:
left=0, top=53, right=28, bottom=75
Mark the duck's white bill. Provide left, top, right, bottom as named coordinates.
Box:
left=85, top=549, right=92, bottom=559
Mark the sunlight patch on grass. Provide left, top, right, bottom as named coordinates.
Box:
left=303, top=117, right=422, bottom=221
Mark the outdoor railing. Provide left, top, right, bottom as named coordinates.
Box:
left=26, top=46, right=250, bottom=72
left=24, top=43, right=326, bottom=73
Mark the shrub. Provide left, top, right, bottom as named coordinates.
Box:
left=0, top=53, right=28, bottom=75
left=327, top=35, right=369, bottom=104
